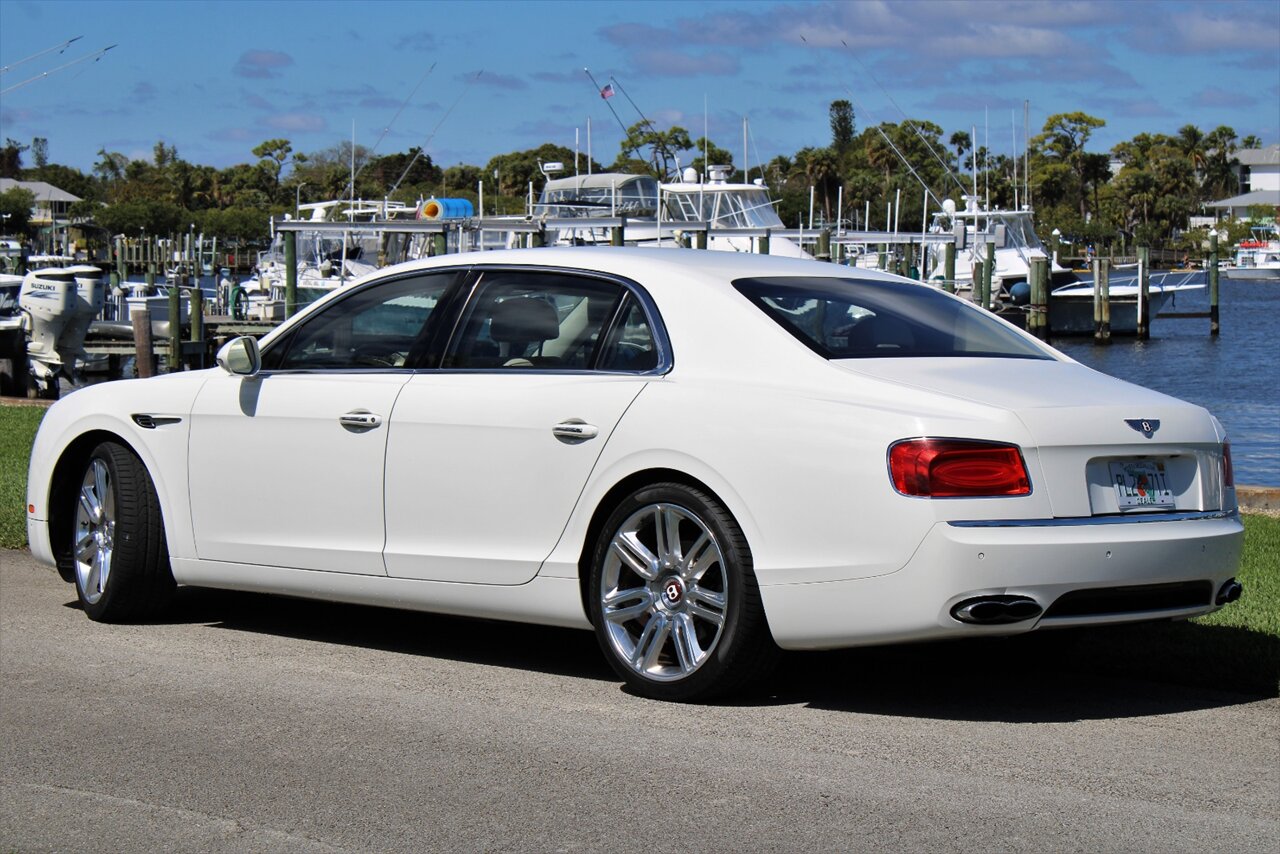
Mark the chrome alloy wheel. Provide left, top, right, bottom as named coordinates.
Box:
left=73, top=458, right=116, bottom=605
left=599, top=502, right=729, bottom=682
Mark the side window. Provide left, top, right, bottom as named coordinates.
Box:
left=445, top=273, right=623, bottom=370
left=597, top=296, right=658, bottom=372
left=265, top=272, right=456, bottom=371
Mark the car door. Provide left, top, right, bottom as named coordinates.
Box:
left=188, top=270, right=461, bottom=574
left=383, top=268, right=667, bottom=585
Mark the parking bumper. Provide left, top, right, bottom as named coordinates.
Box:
left=758, top=512, right=1245, bottom=650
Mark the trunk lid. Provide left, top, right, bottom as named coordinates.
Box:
left=834, top=357, right=1228, bottom=516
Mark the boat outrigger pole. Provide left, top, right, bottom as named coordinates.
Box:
left=583, top=68, right=648, bottom=166
left=1, top=43, right=116, bottom=95
left=0, top=36, right=82, bottom=75
left=389, top=69, right=483, bottom=195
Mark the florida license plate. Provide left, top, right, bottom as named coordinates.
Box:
left=1109, top=460, right=1174, bottom=509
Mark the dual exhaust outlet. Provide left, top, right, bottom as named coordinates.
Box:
left=951, top=595, right=1043, bottom=625
left=952, top=578, right=1244, bottom=626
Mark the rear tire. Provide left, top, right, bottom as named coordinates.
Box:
left=588, top=482, right=777, bottom=702
left=71, top=441, right=174, bottom=621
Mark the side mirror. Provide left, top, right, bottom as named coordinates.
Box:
left=216, top=336, right=261, bottom=377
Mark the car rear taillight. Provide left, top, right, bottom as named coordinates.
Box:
left=889, top=439, right=1031, bottom=498
left=1223, top=440, right=1234, bottom=488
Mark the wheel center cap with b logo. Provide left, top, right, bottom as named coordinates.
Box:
left=661, top=576, right=685, bottom=608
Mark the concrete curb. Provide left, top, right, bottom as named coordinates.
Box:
left=1238, top=485, right=1279, bottom=514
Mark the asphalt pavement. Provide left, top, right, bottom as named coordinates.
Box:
left=2, top=549, right=1277, bottom=852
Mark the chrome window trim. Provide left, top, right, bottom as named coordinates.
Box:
left=443, top=263, right=673, bottom=376
left=948, top=509, right=1239, bottom=528
left=258, top=268, right=465, bottom=372
left=256, top=262, right=673, bottom=376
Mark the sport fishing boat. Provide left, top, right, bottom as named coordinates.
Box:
left=531, top=166, right=809, bottom=257
left=240, top=200, right=409, bottom=319
left=924, top=196, right=1070, bottom=295
left=1225, top=226, right=1280, bottom=281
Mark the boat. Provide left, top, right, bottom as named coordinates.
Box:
left=924, top=196, right=1071, bottom=295
left=1224, top=226, right=1280, bottom=281
left=529, top=166, right=809, bottom=257
left=240, top=199, right=407, bottom=320
left=1046, top=273, right=1204, bottom=334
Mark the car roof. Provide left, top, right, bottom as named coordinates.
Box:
left=372, top=246, right=916, bottom=292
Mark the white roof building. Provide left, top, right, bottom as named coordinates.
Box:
left=1206, top=145, right=1280, bottom=219
left=0, top=178, right=83, bottom=224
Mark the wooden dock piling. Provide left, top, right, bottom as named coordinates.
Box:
left=983, top=241, right=995, bottom=310
left=168, top=287, right=181, bottom=369
left=1029, top=256, right=1048, bottom=340
left=1137, top=246, right=1150, bottom=340
left=943, top=243, right=956, bottom=293
left=284, top=230, right=298, bottom=319
left=1209, top=231, right=1220, bottom=336
left=131, top=308, right=155, bottom=378
left=189, top=287, right=204, bottom=370
left=1094, top=258, right=1112, bottom=344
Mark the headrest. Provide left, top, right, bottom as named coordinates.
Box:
left=489, top=297, right=560, bottom=344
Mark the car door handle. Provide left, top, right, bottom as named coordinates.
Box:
left=552, top=420, right=599, bottom=441
left=339, top=410, right=383, bottom=429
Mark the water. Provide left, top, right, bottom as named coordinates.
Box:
left=1051, top=275, right=1279, bottom=486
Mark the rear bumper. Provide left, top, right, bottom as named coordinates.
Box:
left=759, top=512, right=1244, bottom=650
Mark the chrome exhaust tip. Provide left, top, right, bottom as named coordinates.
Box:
left=1215, top=579, right=1243, bottom=606
left=951, top=595, right=1043, bottom=625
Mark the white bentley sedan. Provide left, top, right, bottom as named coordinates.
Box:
left=27, top=248, right=1244, bottom=701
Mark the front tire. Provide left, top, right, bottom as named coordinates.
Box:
left=588, top=482, right=777, bottom=701
left=72, top=441, right=174, bottom=621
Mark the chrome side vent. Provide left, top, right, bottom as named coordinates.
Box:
left=131, top=414, right=181, bottom=429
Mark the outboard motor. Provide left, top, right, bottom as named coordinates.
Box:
left=19, top=265, right=103, bottom=397
left=60, top=265, right=106, bottom=363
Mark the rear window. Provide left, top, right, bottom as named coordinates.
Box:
left=733, top=275, right=1050, bottom=360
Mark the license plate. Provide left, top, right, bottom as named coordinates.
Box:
left=1109, top=460, right=1175, bottom=509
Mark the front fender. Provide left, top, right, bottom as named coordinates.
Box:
left=26, top=371, right=214, bottom=567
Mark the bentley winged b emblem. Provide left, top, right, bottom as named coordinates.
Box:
left=1125, top=419, right=1160, bottom=439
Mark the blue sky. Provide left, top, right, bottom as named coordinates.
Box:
left=1, top=0, right=1277, bottom=178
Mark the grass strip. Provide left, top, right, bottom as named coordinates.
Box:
left=0, top=404, right=45, bottom=550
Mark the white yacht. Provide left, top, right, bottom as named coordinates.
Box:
left=1225, top=227, right=1280, bottom=281
left=531, top=167, right=809, bottom=257
left=924, top=196, right=1066, bottom=294
left=241, top=200, right=405, bottom=319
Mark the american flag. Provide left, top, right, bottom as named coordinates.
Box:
left=600, top=84, right=615, bottom=100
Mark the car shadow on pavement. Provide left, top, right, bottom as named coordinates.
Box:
left=158, top=585, right=617, bottom=683
left=768, top=622, right=1279, bottom=723
left=81, top=586, right=1277, bottom=719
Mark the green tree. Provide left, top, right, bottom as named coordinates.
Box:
left=1032, top=111, right=1106, bottom=219
left=94, top=199, right=186, bottom=236
left=1, top=139, right=29, bottom=179
left=613, top=122, right=692, bottom=178
left=830, top=100, right=855, bottom=156
left=93, top=148, right=128, bottom=185
left=483, top=144, right=588, bottom=209
left=252, top=139, right=296, bottom=205
left=688, top=137, right=735, bottom=182
left=0, top=186, right=36, bottom=234
left=1202, top=125, right=1240, bottom=199
left=440, top=163, right=482, bottom=199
